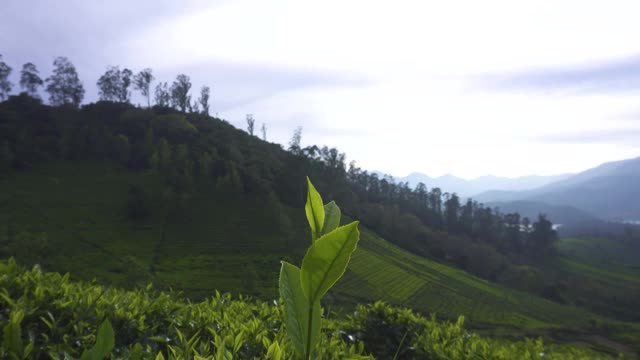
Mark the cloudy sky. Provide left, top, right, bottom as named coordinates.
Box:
left=2, top=0, right=640, bottom=179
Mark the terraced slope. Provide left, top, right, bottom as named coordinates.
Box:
left=1, top=160, right=639, bottom=354
left=336, top=227, right=592, bottom=328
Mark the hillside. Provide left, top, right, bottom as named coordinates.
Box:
left=1, top=160, right=640, bottom=356
left=0, top=160, right=310, bottom=298
left=0, top=96, right=568, bottom=292
left=1, top=97, right=640, bottom=356
left=474, top=157, right=640, bottom=220
left=0, top=258, right=622, bottom=359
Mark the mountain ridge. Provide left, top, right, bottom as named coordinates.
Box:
left=373, top=171, right=572, bottom=197
left=475, top=157, right=640, bottom=221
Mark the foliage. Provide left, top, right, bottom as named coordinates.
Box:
left=133, top=69, right=155, bottom=108
left=97, top=66, right=133, bottom=103
left=154, top=82, right=171, bottom=107
left=45, top=57, right=85, bottom=107
left=198, top=86, right=210, bottom=115
left=0, top=259, right=616, bottom=359
left=279, top=178, right=360, bottom=359
left=0, top=259, right=369, bottom=359
left=245, top=114, right=255, bottom=136
left=19, top=63, right=43, bottom=98
left=0, top=55, right=12, bottom=101
left=170, top=75, right=191, bottom=112
left=346, top=301, right=618, bottom=360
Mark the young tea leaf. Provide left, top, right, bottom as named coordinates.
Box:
left=321, top=201, right=341, bottom=236
left=82, top=319, right=115, bottom=360
left=300, top=221, right=360, bottom=304
left=305, top=177, right=325, bottom=241
left=2, top=322, right=22, bottom=355
left=94, top=319, right=115, bottom=358
left=279, top=262, right=322, bottom=357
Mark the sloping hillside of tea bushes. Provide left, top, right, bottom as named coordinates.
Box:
left=0, top=259, right=619, bottom=359
left=1, top=161, right=639, bottom=356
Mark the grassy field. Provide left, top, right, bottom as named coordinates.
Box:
left=1, top=161, right=639, bottom=356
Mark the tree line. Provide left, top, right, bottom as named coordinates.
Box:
left=0, top=54, right=559, bottom=300
left=0, top=55, right=216, bottom=122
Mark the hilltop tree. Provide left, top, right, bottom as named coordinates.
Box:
left=0, top=55, right=12, bottom=101
left=154, top=82, right=170, bottom=107
left=289, top=126, right=302, bottom=154
left=170, top=74, right=191, bottom=112
left=45, top=57, right=84, bottom=107
left=261, top=123, right=267, bottom=141
left=19, top=63, right=44, bottom=98
left=246, top=114, right=255, bottom=135
left=97, top=66, right=133, bottom=102
left=121, top=68, right=133, bottom=102
left=198, top=86, right=210, bottom=115
left=133, top=68, right=154, bottom=107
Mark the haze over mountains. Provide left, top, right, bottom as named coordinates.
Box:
left=383, top=156, right=640, bottom=225
left=375, top=171, right=572, bottom=198
left=473, top=157, right=640, bottom=221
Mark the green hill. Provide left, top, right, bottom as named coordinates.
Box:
left=2, top=160, right=639, bottom=356
left=0, top=160, right=309, bottom=298
left=1, top=98, right=640, bottom=356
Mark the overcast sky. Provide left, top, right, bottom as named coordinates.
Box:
left=2, top=0, right=640, bottom=179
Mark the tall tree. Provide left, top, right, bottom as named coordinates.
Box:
left=261, top=123, right=267, bottom=141
left=170, top=74, right=191, bottom=112
left=97, top=66, right=132, bottom=102
left=246, top=114, right=255, bottom=135
left=45, top=57, right=84, bottom=107
left=288, top=126, right=303, bottom=154
left=120, top=68, right=133, bottom=102
left=198, top=86, right=210, bottom=115
left=19, top=63, right=43, bottom=98
left=133, top=68, right=154, bottom=107
left=154, top=82, right=170, bottom=107
left=0, top=55, right=12, bottom=101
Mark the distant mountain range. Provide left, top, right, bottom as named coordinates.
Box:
left=475, top=157, right=640, bottom=222
left=374, top=171, right=572, bottom=197
left=380, top=156, right=640, bottom=224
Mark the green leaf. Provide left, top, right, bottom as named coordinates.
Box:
left=94, top=319, right=115, bottom=358
left=321, top=201, right=341, bottom=236
left=82, top=319, right=115, bottom=360
left=130, top=343, right=144, bottom=360
left=2, top=322, right=22, bottom=355
left=23, top=342, right=34, bottom=358
left=301, top=221, right=360, bottom=304
left=305, top=177, right=325, bottom=241
left=266, top=341, right=282, bottom=360
left=278, top=262, right=321, bottom=357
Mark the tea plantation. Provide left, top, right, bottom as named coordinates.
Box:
left=0, top=259, right=618, bottom=359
